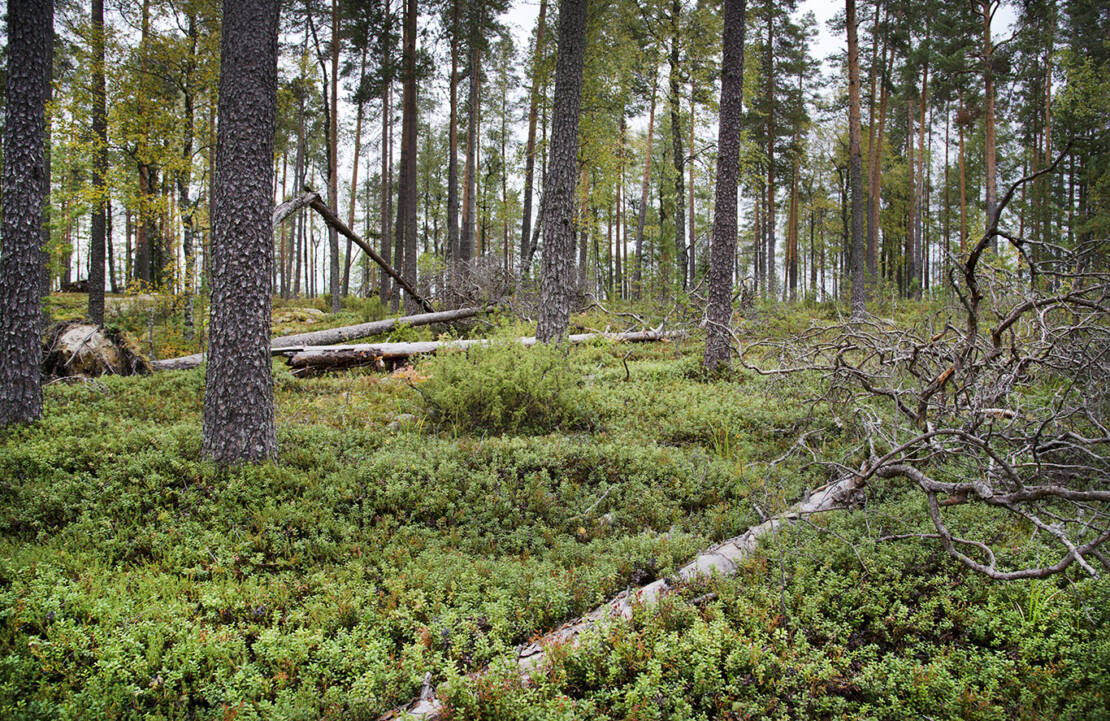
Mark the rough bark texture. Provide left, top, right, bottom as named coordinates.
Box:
left=668, top=0, right=687, bottom=291
left=537, top=0, right=589, bottom=342
left=633, top=73, right=658, bottom=300
left=846, top=0, right=867, bottom=318
left=459, top=41, right=480, bottom=261
left=704, top=0, right=747, bottom=372
left=0, top=0, right=52, bottom=427
left=400, top=0, right=419, bottom=313
left=381, top=470, right=865, bottom=720
left=446, top=0, right=460, bottom=262
left=201, top=0, right=280, bottom=464
left=88, top=0, right=107, bottom=325
left=519, top=0, right=549, bottom=275
left=152, top=307, right=485, bottom=372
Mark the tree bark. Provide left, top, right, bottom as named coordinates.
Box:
left=668, top=0, right=687, bottom=291
left=460, top=39, right=480, bottom=262
left=399, top=0, right=419, bottom=313
left=88, top=0, right=107, bottom=325
left=446, top=0, right=460, bottom=262
left=633, top=71, right=658, bottom=300
left=980, top=0, right=998, bottom=249
left=202, top=0, right=280, bottom=464
left=0, top=0, right=52, bottom=426
left=847, top=0, right=867, bottom=318
left=703, top=0, right=746, bottom=373
left=179, top=11, right=199, bottom=335
left=342, top=45, right=369, bottom=298
left=520, top=0, right=549, bottom=275
left=537, top=0, right=589, bottom=342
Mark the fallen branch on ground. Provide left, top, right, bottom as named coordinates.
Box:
left=281, top=329, right=668, bottom=377
left=150, top=307, right=487, bottom=371
left=379, top=471, right=866, bottom=720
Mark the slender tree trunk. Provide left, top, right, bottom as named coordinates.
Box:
left=864, top=0, right=883, bottom=282
left=688, top=79, right=696, bottom=287
left=704, top=0, right=746, bottom=372
left=0, top=0, right=52, bottom=426
left=447, top=0, right=460, bottom=263
left=520, top=0, right=549, bottom=275
left=763, top=12, right=776, bottom=298
left=866, top=38, right=891, bottom=292
left=460, top=40, right=480, bottom=261
left=379, top=10, right=393, bottom=305
left=537, top=0, right=589, bottom=342
left=847, top=0, right=866, bottom=318
left=980, top=0, right=998, bottom=246
left=179, top=12, right=198, bottom=335
left=668, top=1, right=687, bottom=291
left=633, top=70, right=658, bottom=300
left=326, top=0, right=341, bottom=311
left=342, top=46, right=368, bottom=297
left=202, top=0, right=279, bottom=464
left=615, top=113, right=624, bottom=298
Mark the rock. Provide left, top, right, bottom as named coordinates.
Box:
left=42, top=322, right=150, bottom=378
left=386, top=412, right=418, bottom=430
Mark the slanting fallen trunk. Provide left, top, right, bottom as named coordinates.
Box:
left=274, top=190, right=434, bottom=312
left=380, top=472, right=866, bottom=721
left=282, top=330, right=667, bottom=377
left=150, top=306, right=486, bottom=372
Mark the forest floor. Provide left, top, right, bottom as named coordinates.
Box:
left=1, top=294, right=1107, bottom=720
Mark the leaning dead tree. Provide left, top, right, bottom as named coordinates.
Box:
left=274, top=191, right=435, bottom=313
left=741, top=146, right=1109, bottom=580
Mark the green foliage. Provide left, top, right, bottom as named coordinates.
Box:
left=416, top=342, right=595, bottom=435
left=1, top=304, right=1107, bottom=719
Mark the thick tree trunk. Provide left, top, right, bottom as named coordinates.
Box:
left=537, top=0, right=589, bottom=342
left=0, top=0, right=52, bottom=426
left=763, top=13, right=776, bottom=298
left=703, top=0, right=746, bottom=373
left=520, top=0, right=549, bottom=275
left=201, top=0, right=280, bottom=464
left=88, top=0, right=107, bottom=324
left=847, top=0, right=867, bottom=318
left=399, top=0, right=419, bottom=313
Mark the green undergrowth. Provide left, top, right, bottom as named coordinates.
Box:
left=1, top=302, right=1107, bottom=719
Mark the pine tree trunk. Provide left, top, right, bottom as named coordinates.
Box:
left=981, top=0, right=997, bottom=248
left=703, top=0, right=746, bottom=372
left=847, top=0, right=866, bottom=318
left=342, top=46, right=368, bottom=297
left=446, top=0, right=460, bottom=263
left=668, top=3, right=687, bottom=292
left=326, top=0, right=341, bottom=312
left=0, top=0, right=52, bottom=426
left=202, top=0, right=279, bottom=464
left=460, top=41, right=480, bottom=261
left=537, top=0, right=588, bottom=342
left=520, top=0, right=549, bottom=275
left=763, top=13, right=776, bottom=298
left=400, top=0, right=419, bottom=313
left=180, top=11, right=198, bottom=334
left=633, top=71, right=658, bottom=300
left=88, top=0, right=107, bottom=324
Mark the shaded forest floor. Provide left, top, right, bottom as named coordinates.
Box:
left=1, top=295, right=1108, bottom=720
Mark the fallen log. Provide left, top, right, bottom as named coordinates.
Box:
left=273, top=190, right=434, bottom=313
left=150, top=306, right=486, bottom=371
left=281, top=330, right=668, bottom=376
left=380, top=471, right=867, bottom=720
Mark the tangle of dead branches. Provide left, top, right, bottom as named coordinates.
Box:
left=740, top=143, right=1110, bottom=580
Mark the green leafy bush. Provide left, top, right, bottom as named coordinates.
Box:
left=416, top=342, right=594, bottom=435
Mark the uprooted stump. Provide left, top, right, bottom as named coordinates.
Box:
left=42, top=322, right=150, bottom=379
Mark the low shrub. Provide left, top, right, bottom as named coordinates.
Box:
left=416, top=341, right=594, bottom=435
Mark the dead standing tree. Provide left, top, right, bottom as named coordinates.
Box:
left=742, top=148, right=1110, bottom=580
